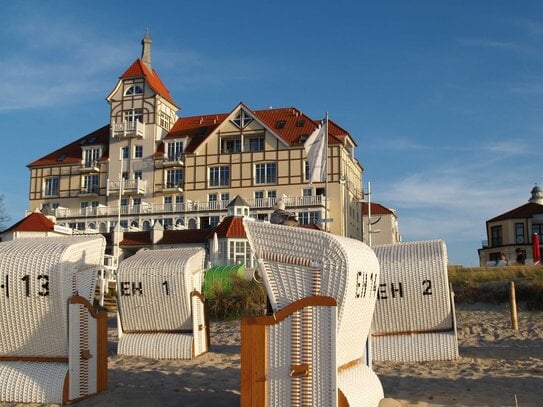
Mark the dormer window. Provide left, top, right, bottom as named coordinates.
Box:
left=82, top=147, right=102, bottom=167
left=166, top=141, right=184, bottom=160
left=125, top=85, right=143, bottom=96
left=232, top=109, right=253, bottom=129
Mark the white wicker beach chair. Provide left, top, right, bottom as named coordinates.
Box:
left=0, top=236, right=107, bottom=404
left=116, top=247, right=208, bottom=359
left=372, top=240, right=459, bottom=362
left=241, top=220, right=384, bottom=407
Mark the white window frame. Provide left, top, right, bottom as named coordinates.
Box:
left=134, top=145, right=143, bottom=159
left=166, top=141, right=184, bottom=160
left=124, top=109, right=143, bottom=123
left=44, top=176, right=59, bottom=197
left=255, top=162, right=277, bottom=185
left=231, top=109, right=253, bottom=129
left=166, top=168, right=183, bottom=188
left=82, top=147, right=101, bottom=167
left=82, top=175, right=99, bottom=194
left=159, top=111, right=172, bottom=129
left=249, top=137, right=264, bottom=152
left=125, top=84, right=143, bottom=96
left=209, top=166, right=230, bottom=188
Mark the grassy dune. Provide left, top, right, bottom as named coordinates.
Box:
left=449, top=265, right=543, bottom=310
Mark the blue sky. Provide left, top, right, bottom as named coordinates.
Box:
left=1, top=1, right=542, bottom=266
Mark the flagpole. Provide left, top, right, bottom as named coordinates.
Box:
left=325, top=112, right=329, bottom=232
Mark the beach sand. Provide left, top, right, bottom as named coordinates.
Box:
left=4, top=303, right=542, bottom=407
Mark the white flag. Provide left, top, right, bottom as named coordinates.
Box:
left=304, top=123, right=327, bottom=183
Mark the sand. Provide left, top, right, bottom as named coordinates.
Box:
left=4, top=303, right=542, bottom=407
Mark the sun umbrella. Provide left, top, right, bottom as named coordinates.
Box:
left=533, top=233, right=541, bottom=264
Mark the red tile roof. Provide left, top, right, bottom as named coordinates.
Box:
left=4, top=212, right=54, bottom=232
left=157, top=106, right=352, bottom=156
left=27, top=125, right=110, bottom=168
left=487, top=202, right=543, bottom=222
left=362, top=202, right=395, bottom=216
left=214, top=216, right=246, bottom=238
left=121, top=232, right=153, bottom=246
left=121, top=59, right=178, bottom=107
left=164, top=113, right=227, bottom=153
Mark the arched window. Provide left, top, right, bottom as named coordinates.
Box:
left=143, top=220, right=151, bottom=231
left=125, top=85, right=143, bottom=96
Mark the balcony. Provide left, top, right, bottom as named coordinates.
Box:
left=79, top=185, right=100, bottom=196
left=111, top=121, right=144, bottom=139
left=80, top=160, right=100, bottom=173
left=162, top=183, right=184, bottom=193
left=107, top=178, right=147, bottom=195
left=162, top=154, right=184, bottom=167
left=51, top=194, right=325, bottom=219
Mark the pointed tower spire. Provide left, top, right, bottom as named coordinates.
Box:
left=141, top=29, right=152, bottom=70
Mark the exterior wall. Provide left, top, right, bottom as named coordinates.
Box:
left=362, top=212, right=400, bottom=246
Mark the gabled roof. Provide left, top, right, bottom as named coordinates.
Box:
left=3, top=211, right=54, bottom=232
left=214, top=216, right=246, bottom=238
left=158, top=106, right=352, bottom=156
left=120, top=59, right=178, bottom=107
left=27, top=125, right=109, bottom=168
left=363, top=202, right=395, bottom=216
left=487, top=202, right=543, bottom=223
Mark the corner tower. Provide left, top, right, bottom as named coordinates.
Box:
left=105, top=32, right=179, bottom=209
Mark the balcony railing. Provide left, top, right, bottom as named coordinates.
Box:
left=162, top=183, right=184, bottom=193
left=51, top=194, right=325, bottom=219
left=79, top=185, right=100, bottom=196
left=162, top=154, right=184, bottom=167
left=80, top=160, right=100, bottom=172
left=111, top=121, right=144, bottom=139
left=107, top=178, right=147, bottom=195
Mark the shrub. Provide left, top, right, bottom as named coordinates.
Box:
left=206, top=275, right=267, bottom=320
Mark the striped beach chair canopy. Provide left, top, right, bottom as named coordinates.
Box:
left=372, top=240, right=459, bottom=362
left=116, top=247, right=208, bottom=359
left=242, top=220, right=384, bottom=407
left=0, top=236, right=107, bottom=404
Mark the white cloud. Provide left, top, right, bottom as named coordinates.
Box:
left=457, top=38, right=535, bottom=54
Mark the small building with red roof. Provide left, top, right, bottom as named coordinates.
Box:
left=1, top=210, right=72, bottom=241
left=478, top=185, right=543, bottom=266
left=362, top=202, right=401, bottom=246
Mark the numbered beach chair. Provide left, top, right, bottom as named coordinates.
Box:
left=0, top=236, right=107, bottom=404
left=372, top=240, right=459, bottom=362
left=241, top=220, right=384, bottom=407
left=116, top=247, right=208, bottom=359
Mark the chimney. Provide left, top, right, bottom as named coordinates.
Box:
left=141, top=29, right=152, bottom=70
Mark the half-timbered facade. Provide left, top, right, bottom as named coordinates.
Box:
left=27, top=34, right=364, bottom=240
